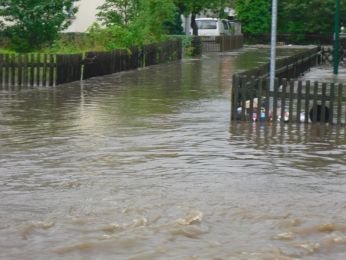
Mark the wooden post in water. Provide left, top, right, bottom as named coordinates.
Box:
left=329, top=83, right=335, bottom=124
left=304, top=81, right=310, bottom=124
left=23, top=54, right=28, bottom=87
left=0, top=54, right=3, bottom=89
left=17, top=54, right=22, bottom=87
left=312, top=82, right=318, bottom=123
left=36, top=54, right=41, bottom=87
left=280, top=79, right=287, bottom=123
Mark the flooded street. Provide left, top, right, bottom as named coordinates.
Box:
left=1, top=49, right=346, bottom=259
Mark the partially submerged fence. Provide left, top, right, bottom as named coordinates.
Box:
left=0, top=39, right=182, bottom=89
left=232, top=76, right=346, bottom=125
left=237, top=47, right=320, bottom=79
left=0, top=53, right=55, bottom=88
left=230, top=47, right=346, bottom=125
left=201, top=35, right=243, bottom=52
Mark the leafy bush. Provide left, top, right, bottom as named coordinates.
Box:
left=0, top=0, right=78, bottom=52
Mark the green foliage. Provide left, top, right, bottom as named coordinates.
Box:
left=0, top=0, right=79, bottom=52
left=164, top=8, right=184, bottom=35
left=97, top=0, right=140, bottom=26
left=90, top=0, right=177, bottom=49
left=278, top=0, right=346, bottom=34
left=235, top=0, right=346, bottom=36
left=234, top=0, right=271, bottom=34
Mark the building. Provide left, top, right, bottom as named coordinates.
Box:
left=66, top=0, right=105, bottom=32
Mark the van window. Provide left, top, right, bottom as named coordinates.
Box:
left=196, top=20, right=217, bottom=30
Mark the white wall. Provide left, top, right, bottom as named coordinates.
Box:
left=66, top=0, right=105, bottom=32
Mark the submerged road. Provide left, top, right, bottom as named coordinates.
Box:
left=0, top=49, right=346, bottom=259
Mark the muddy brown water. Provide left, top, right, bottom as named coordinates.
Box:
left=1, top=49, right=346, bottom=260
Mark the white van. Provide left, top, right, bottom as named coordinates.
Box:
left=195, top=18, right=231, bottom=36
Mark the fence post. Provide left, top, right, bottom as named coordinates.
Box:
left=231, top=74, right=239, bottom=121
left=0, top=54, right=3, bottom=89
left=329, top=83, right=335, bottom=124
left=312, top=82, right=318, bottom=123
left=296, top=81, right=302, bottom=123
left=280, top=78, right=287, bottom=123
left=17, top=54, right=22, bottom=87
left=304, top=81, right=310, bottom=124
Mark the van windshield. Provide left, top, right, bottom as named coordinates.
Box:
left=196, top=20, right=217, bottom=30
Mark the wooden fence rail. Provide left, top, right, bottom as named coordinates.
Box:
left=0, top=39, right=182, bottom=89
left=231, top=75, right=346, bottom=125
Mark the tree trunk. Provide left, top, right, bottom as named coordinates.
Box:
left=191, top=13, right=198, bottom=36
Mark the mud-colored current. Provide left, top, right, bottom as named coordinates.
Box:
left=0, top=49, right=346, bottom=260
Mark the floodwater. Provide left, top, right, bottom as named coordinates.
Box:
left=1, top=49, right=346, bottom=260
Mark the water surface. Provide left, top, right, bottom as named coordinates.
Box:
left=1, top=49, right=346, bottom=260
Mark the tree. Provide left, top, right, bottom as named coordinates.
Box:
left=175, top=0, right=221, bottom=35
left=96, top=0, right=140, bottom=26
left=234, top=0, right=346, bottom=36
left=90, top=0, right=177, bottom=49
left=234, top=0, right=271, bottom=35
left=0, top=0, right=79, bottom=52
left=278, top=0, right=346, bottom=35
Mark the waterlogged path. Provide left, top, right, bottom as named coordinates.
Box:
left=1, top=49, right=346, bottom=259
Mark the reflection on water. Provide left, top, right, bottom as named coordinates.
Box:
left=0, top=50, right=346, bottom=260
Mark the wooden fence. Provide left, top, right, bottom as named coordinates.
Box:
left=231, top=76, right=346, bottom=125
left=230, top=47, right=346, bottom=125
left=56, top=54, right=83, bottom=85
left=201, top=35, right=244, bottom=52
left=0, top=39, right=182, bottom=89
left=237, top=47, right=320, bottom=79
left=0, top=53, right=55, bottom=88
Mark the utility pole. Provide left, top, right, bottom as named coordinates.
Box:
left=269, top=0, right=278, bottom=110
left=333, top=0, right=340, bottom=75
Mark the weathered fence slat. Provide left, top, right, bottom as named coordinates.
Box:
left=273, top=78, right=279, bottom=121
left=23, top=54, right=28, bottom=86
left=241, top=77, right=246, bottom=121
left=296, top=81, right=302, bottom=123
left=265, top=79, right=270, bottom=122
left=321, top=83, right=327, bottom=123
left=17, top=54, right=22, bottom=87
left=312, top=81, right=318, bottom=123
left=329, top=83, right=335, bottom=124
left=232, top=74, right=239, bottom=121
left=288, top=80, right=294, bottom=122
left=280, top=79, right=287, bottom=123
left=42, top=54, right=47, bottom=87
left=36, top=54, right=41, bottom=87
left=49, top=54, right=54, bottom=86
left=0, top=54, right=3, bottom=88
left=304, top=81, right=310, bottom=123
left=30, top=54, right=35, bottom=87
left=257, top=78, right=263, bottom=122
left=5, top=54, right=10, bottom=87
left=11, top=54, right=15, bottom=86
left=340, top=84, right=345, bottom=125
